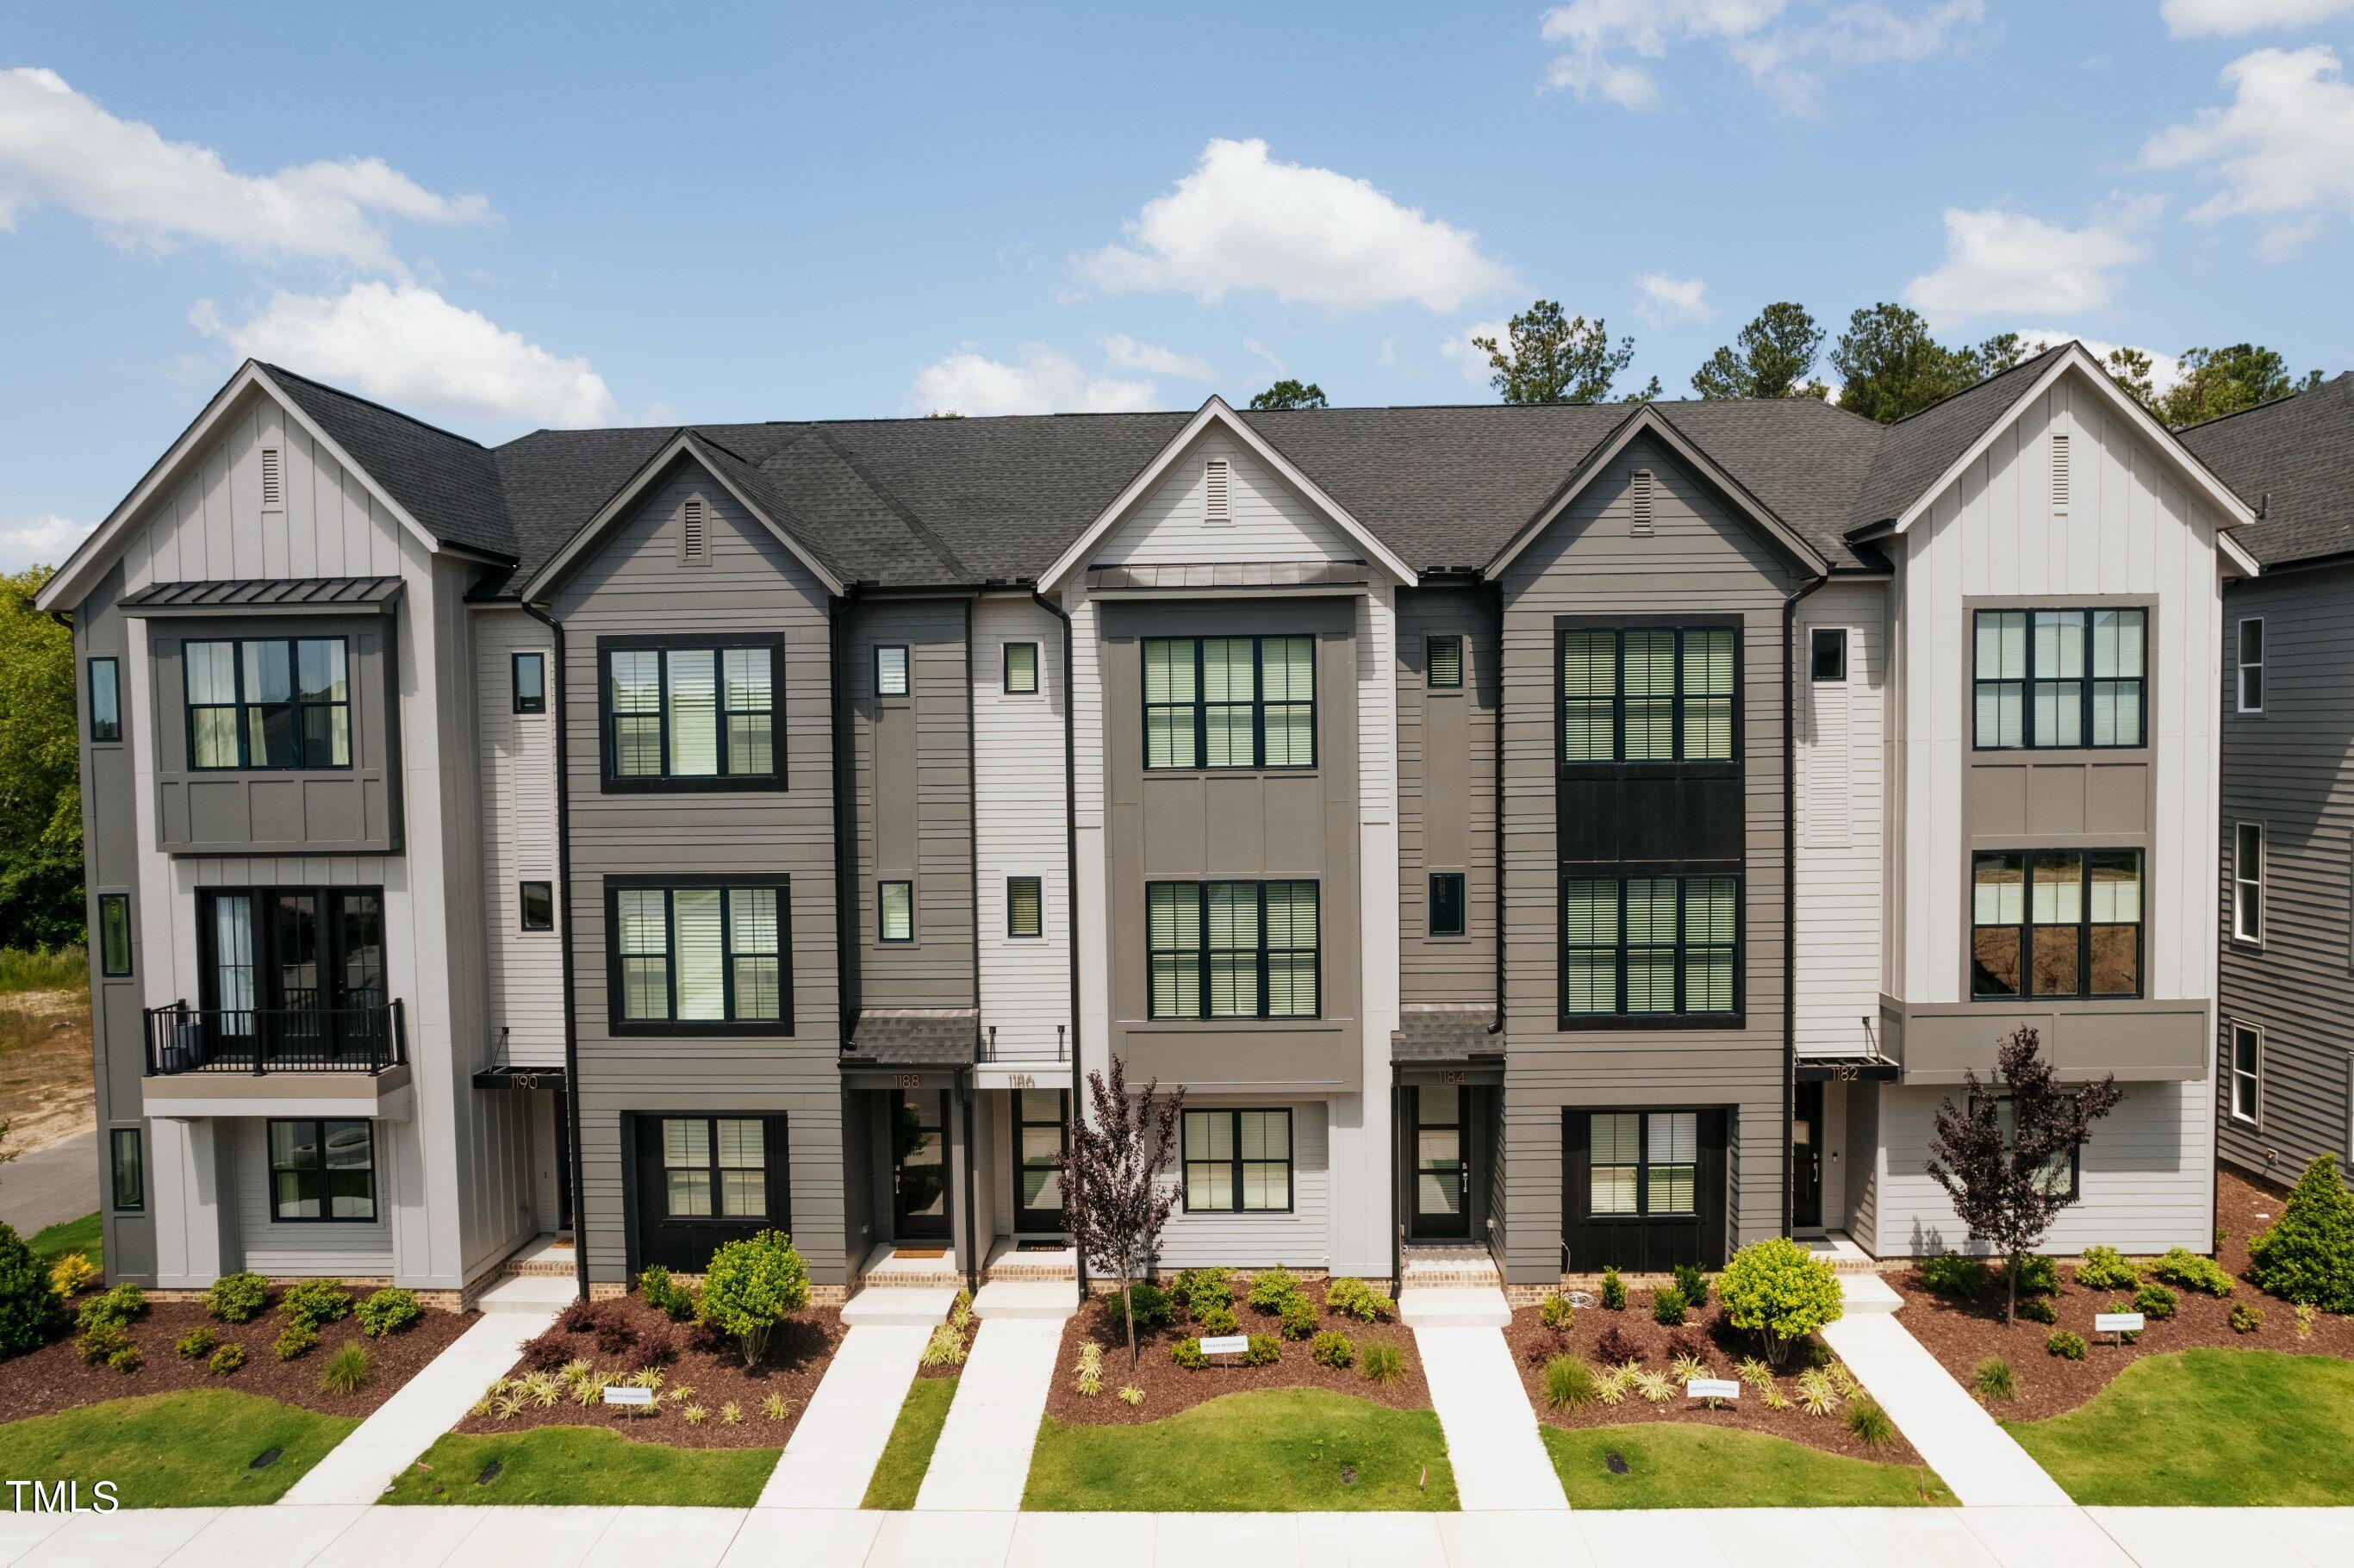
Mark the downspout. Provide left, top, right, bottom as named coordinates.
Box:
left=960, top=1074, right=980, bottom=1297
left=963, top=595, right=982, bottom=1297
left=1030, top=587, right=1087, bottom=1296
left=1782, top=570, right=1831, bottom=1240
left=1488, top=579, right=1507, bottom=1036
left=520, top=600, right=589, bottom=1304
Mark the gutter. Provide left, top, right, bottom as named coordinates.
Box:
left=1029, top=587, right=1087, bottom=1296
left=520, top=600, right=589, bottom=1304
left=1781, top=570, right=1830, bottom=1240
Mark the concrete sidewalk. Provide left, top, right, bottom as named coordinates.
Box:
left=1412, top=1325, right=1567, bottom=1510
left=1821, top=1308, right=2072, bottom=1508
left=911, top=1316, right=1067, bottom=1510
left=0, top=1129, right=95, bottom=1238
left=758, top=1323, right=933, bottom=1509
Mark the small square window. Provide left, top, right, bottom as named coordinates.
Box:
left=110, top=1128, right=144, bottom=1212
left=520, top=881, right=554, bottom=931
left=1426, top=636, right=1463, bottom=690
left=98, top=893, right=132, bottom=976
left=1429, top=873, right=1467, bottom=937
left=88, top=657, right=121, bottom=742
left=513, top=651, right=546, bottom=714
left=876, top=645, right=910, bottom=698
left=1004, top=642, right=1039, bottom=694
left=1811, top=628, right=1847, bottom=683
left=879, top=880, right=913, bottom=943
left=1007, top=875, right=1043, bottom=939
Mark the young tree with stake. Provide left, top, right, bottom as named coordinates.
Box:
left=1055, top=1057, right=1183, bottom=1370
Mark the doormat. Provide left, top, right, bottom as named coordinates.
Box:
left=1015, top=1241, right=1065, bottom=1252
left=894, top=1248, right=947, bottom=1260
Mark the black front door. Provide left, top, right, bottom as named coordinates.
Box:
left=1564, top=1106, right=1730, bottom=1272
left=1792, top=1081, right=1824, bottom=1231
left=1012, top=1089, right=1068, bottom=1233
left=196, top=887, right=384, bottom=1063
left=631, top=1113, right=789, bottom=1272
left=893, top=1090, right=951, bottom=1241
left=1409, top=1086, right=1472, bottom=1240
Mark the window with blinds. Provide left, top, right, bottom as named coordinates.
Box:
left=1972, top=607, right=2145, bottom=750
left=613, top=882, right=787, bottom=1028
left=1560, top=626, right=1735, bottom=762
left=1426, top=634, right=1463, bottom=689
left=603, top=641, right=780, bottom=784
left=1183, top=1108, right=1291, bottom=1211
left=1148, top=880, right=1318, bottom=1019
left=1004, top=640, right=1040, bottom=694
left=1561, top=875, right=1738, bottom=1018
left=1586, top=1110, right=1697, bottom=1217
left=1971, top=849, right=2142, bottom=999
left=662, top=1116, right=768, bottom=1219
left=1007, top=875, right=1043, bottom=939
left=1143, top=635, right=1315, bottom=769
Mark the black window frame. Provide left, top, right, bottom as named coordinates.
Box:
left=265, top=1117, right=377, bottom=1224
left=512, top=650, right=547, bottom=715
left=88, top=656, right=121, bottom=742
left=878, top=880, right=914, bottom=944
left=1141, top=634, right=1318, bottom=772
left=97, top=893, right=132, bottom=976
left=596, top=633, right=785, bottom=795
left=1558, top=874, right=1744, bottom=1028
left=1582, top=1108, right=1703, bottom=1222
left=1556, top=623, right=1741, bottom=766
left=1426, top=634, right=1464, bottom=690
left=1180, top=1107, right=1295, bottom=1214
left=1146, top=880, right=1321, bottom=1021
left=1428, top=872, right=1467, bottom=938
left=1971, top=607, right=2148, bottom=751
left=1810, top=627, right=1847, bottom=683
left=1003, top=641, right=1040, bottom=695
left=652, top=1113, right=779, bottom=1226
left=1968, top=848, right=2145, bottom=1001
left=875, top=644, right=911, bottom=698
left=109, top=1127, right=144, bottom=1213
left=604, top=874, right=793, bottom=1036
left=183, top=635, right=354, bottom=772
left=1006, top=875, right=1043, bottom=940
left=519, top=880, right=555, bottom=932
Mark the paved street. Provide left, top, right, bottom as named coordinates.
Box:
left=0, top=1129, right=94, bottom=1238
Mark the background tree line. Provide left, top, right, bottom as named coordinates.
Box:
left=0, top=569, right=81, bottom=953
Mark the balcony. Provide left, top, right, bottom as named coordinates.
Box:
left=139, top=1000, right=414, bottom=1122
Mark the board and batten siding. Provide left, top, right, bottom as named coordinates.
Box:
left=1154, top=1098, right=1331, bottom=1269
left=1796, top=581, right=1889, bottom=1057
left=1498, top=439, right=1801, bottom=1284
left=554, top=459, right=848, bottom=1285
left=476, top=609, right=564, bottom=1067
left=973, top=595, right=1069, bottom=1061
left=2217, top=560, right=2354, bottom=1180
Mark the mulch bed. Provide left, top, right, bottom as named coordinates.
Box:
left=0, top=1296, right=475, bottom=1422
left=1504, top=1302, right=1930, bottom=1465
left=1043, top=1283, right=1430, bottom=1425
left=448, top=1292, right=844, bottom=1449
left=1892, top=1167, right=2354, bottom=1421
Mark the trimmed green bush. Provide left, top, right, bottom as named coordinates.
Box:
left=1241, top=1333, right=1280, bottom=1367
left=1672, top=1263, right=1709, bottom=1307
left=637, top=1266, right=695, bottom=1322
left=281, top=1280, right=352, bottom=1332
left=2152, top=1248, right=2236, bottom=1297
left=1538, top=1292, right=1577, bottom=1331
left=2230, top=1300, right=2266, bottom=1335
left=1543, top=1353, right=1598, bottom=1409
left=204, top=1271, right=270, bottom=1324
left=107, top=1344, right=142, bottom=1374
left=1099, top=1279, right=1174, bottom=1335
left=1844, top=1397, right=1895, bottom=1447
left=1170, top=1336, right=1207, bottom=1371
left=1920, top=1252, right=1989, bottom=1297
left=1323, top=1277, right=1396, bottom=1322
left=274, top=1322, right=319, bottom=1361
left=696, top=1229, right=809, bottom=1366
left=2074, top=1245, right=2141, bottom=1291
left=355, top=1288, right=422, bottom=1338
left=2133, top=1282, right=2178, bottom=1321
left=1172, top=1266, right=1235, bottom=1319
left=208, top=1342, right=246, bottom=1376
left=1278, top=1294, right=1317, bottom=1341
left=1246, top=1266, right=1299, bottom=1312
left=1716, top=1236, right=1843, bottom=1366
left=1310, top=1329, right=1354, bottom=1368
left=2018, top=1294, right=2058, bottom=1325
left=1599, top=1266, right=1627, bottom=1311
left=0, top=1222, right=70, bottom=1360
left=2248, top=1154, right=2354, bottom=1311
left=1196, top=1304, right=1238, bottom=1337
left=1652, top=1287, right=1688, bottom=1327
left=78, top=1282, right=146, bottom=1334
left=1971, top=1357, right=2017, bottom=1401
left=78, top=1321, right=130, bottom=1365
left=2014, top=1254, right=2059, bottom=1297
left=176, top=1327, right=217, bottom=1360
left=2046, top=1330, right=2088, bottom=1360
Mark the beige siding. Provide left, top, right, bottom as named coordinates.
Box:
left=1797, top=581, right=1889, bottom=1056
left=1398, top=588, right=1498, bottom=1005
left=1096, top=430, right=1352, bottom=566
left=476, top=612, right=564, bottom=1067
left=1155, top=1098, right=1331, bottom=1268
left=231, top=1117, right=397, bottom=1276
left=974, top=596, right=1068, bottom=1061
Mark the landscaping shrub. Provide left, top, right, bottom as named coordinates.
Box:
left=2103, top=1300, right=2143, bottom=1344
left=1246, top=1266, right=1299, bottom=1312
left=1795, top=1366, right=1840, bottom=1415
left=1595, top=1324, right=1642, bottom=1366
left=1310, top=1329, right=1354, bottom=1368
left=1074, top=1341, right=1104, bottom=1397
left=1323, top=1277, right=1395, bottom=1322
left=47, top=1252, right=97, bottom=1299
left=1242, top=1333, right=1280, bottom=1367
left=2046, top=1330, right=2087, bottom=1360
left=1599, top=1266, right=1627, bottom=1311
left=2014, top=1254, right=2059, bottom=1297
left=555, top=1297, right=601, bottom=1334
left=208, top=1343, right=246, bottom=1376
left=78, top=1321, right=129, bottom=1366
left=2133, top=1281, right=2178, bottom=1321
left=2017, top=1295, right=2058, bottom=1325
left=356, top=1288, right=422, bottom=1338
left=1542, top=1353, right=1598, bottom=1409
left=1170, top=1336, right=1207, bottom=1371
left=0, top=1222, right=70, bottom=1360
left=107, top=1345, right=142, bottom=1374
left=638, top=1265, right=696, bottom=1321
left=921, top=1321, right=968, bottom=1368
left=2296, top=1304, right=2319, bottom=1339
left=1651, top=1287, right=1688, bottom=1326
left=2074, top=1245, right=2141, bottom=1291
left=1920, top=1252, right=1988, bottom=1298
left=1672, top=1263, right=1709, bottom=1307
left=1099, top=1279, right=1174, bottom=1336
left=1196, top=1304, right=1238, bottom=1336
left=1361, top=1342, right=1405, bottom=1384
left=275, top=1322, right=319, bottom=1361
left=1971, top=1357, right=2017, bottom=1401
left=1173, top=1267, right=1235, bottom=1320
left=2152, top=1247, right=2236, bottom=1297
left=2230, top=1300, right=2266, bottom=1335
left=1278, top=1294, right=1317, bottom=1341
left=519, top=1327, right=573, bottom=1372
left=697, top=1229, right=810, bottom=1366
left=1538, top=1292, right=1576, bottom=1332
left=2247, top=1154, right=2354, bottom=1312
left=1716, top=1236, right=1843, bottom=1366
left=320, top=1344, right=371, bottom=1395
left=281, top=1280, right=352, bottom=1332
left=78, top=1281, right=146, bottom=1333
left=176, top=1327, right=217, bottom=1360
left=204, top=1271, right=270, bottom=1324
left=1117, top=1384, right=1143, bottom=1406
left=623, top=1321, right=676, bottom=1372
left=1844, top=1397, right=1895, bottom=1447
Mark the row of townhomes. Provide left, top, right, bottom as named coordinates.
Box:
left=47, top=341, right=2344, bottom=1305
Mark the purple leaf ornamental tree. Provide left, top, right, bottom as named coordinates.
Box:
left=1926, top=1026, right=2122, bottom=1325
left=1056, top=1057, right=1183, bottom=1371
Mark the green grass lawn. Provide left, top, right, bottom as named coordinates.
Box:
left=0, top=1390, right=355, bottom=1507
left=382, top=1426, right=781, bottom=1506
left=863, top=1376, right=957, bottom=1509
left=1541, top=1423, right=1957, bottom=1509
left=1024, top=1388, right=1457, bottom=1512
left=2006, top=1348, right=2354, bottom=1505
left=30, top=1210, right=102, bottom=1273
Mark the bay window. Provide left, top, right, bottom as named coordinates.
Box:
left=185, top=636, right=351, bottom=769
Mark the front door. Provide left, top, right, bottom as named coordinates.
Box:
left=196, top=887, right=385, bottom=1063
left=1012, top=1089, right=1068, bottom=1233
left=1792, top=1081, right=1824, bottom=1232
left=1409, top=1086, right=1472, bottom=1240
left=892, top=1090, right=951, bottom=1241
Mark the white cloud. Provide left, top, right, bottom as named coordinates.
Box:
left=1635, top=273, right=1713, bottom=326
left=909, top=345, right=1159, bottom=417
left=2161, top=0, right=2354, bottom=37
left=0, top=67, right=489, bottom=272
left=1242, top=336, right=1287, bottom=376
left=1902, top=203, right=2152, bottom=326
left=1440, top=319, right=1510, bottom=386
left=2006, top=328, right=2187, bottom=395
left=1094, top=333, right=1214, bottom=379
left=1075, top=138, right=1515, bottom=314
left=0, top=513, right=91, bottom=572
left=2141, top=47, right=2354, bottom=258
left=1539, top=0, right=1986, bottom=115
left=191, top=282, right=620, bottom=429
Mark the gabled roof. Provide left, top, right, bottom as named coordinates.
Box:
left=262, top=365, right=513, bottom=559
left=1852, top=343, right=2071, bottom=532
left=2179, top=372, right=2354, bottom=569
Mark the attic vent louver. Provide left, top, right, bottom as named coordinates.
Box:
left=2051, top=432, right=2070, bottom=516
left=681, top=497, right=708, bottom=565
left=1630, top=468, right=1654, bottom=537
left=1205, top=457, right=1230, bottom=525
left=260, top=447, right=283, bottom=511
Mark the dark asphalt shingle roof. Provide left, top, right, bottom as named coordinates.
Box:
left=263, top=364, right=514, bottom=559
left=1850, top=343, right=2071, bottom=532
left=844, top=1008, right=980, bottom=1066
left=2178, top=372, right=2354, bottom=569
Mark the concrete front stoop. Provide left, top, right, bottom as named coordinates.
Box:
left=970, top=1279, right=1079, bottom=1319
left=1399, top=1284, right=1512, bottom=1328
left=841, top=1285, right=958, bottom=1327
left=472, top=1273, right=576, bottom=1315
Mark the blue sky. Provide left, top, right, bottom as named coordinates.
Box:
left=5, top=0, right=2352, bottom=568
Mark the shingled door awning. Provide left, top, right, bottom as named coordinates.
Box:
left=118, top=576, right=406, bottom=616
left=842, top=1007, right=981, bottom=1067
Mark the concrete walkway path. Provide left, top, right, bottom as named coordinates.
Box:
left=912, top=1312, right=1069, bottom=1511
left=277, top=1308, right=557, bottom=1505
left=1412, top=1325, right=1569, bottom=1511
left=758, top=1323, right=932, bottom=1509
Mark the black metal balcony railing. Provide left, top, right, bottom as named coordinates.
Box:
left=978, top=1024, right=1070, bottom=1064
left=144, top=999, right=407, bottom=1077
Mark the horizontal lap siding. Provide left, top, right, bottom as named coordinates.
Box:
left=232, top=1117, right=396, bottom=1276
left=1398, top=588, right=1498, bottom=1005
left=477, top=611, right=564, bottom=1067
left=975, top=597, right=1069, bottom=1060
left=1154, top=1098, right=1331, bottom=1269
left=1797, top=582, right=1888, bottom=1055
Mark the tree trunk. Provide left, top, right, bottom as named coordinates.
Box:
left=2005, top=1253, right=2019, bottom=1326
left=1118, top=1264, right=1138, bottom=1371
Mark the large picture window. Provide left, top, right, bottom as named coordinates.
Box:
left=184, top=637, right=351, bottom=769
left=1970, top=849, right=2143, bottom=999
left=601, top=638, right=781, bottom=787
left=267, top=1118, right=376, bottom=1223
left=1560, top=626, right=1735, bottom=763
left=1972, top=607, right=2145, bottom=750
left=610, top=880, right=788, bottom=1030
left=1143, top=635, right=1316, bottom=769
left=1182, top=1108, right=1292, bottom=1212
left=1560, top=876, right=1739, bottom=1019
left=1147, top=880, right=1318, bottom=1019
left=1586, top=1111, right=1698, bottom=1218
left=659, top=1116, right=769, bottom=1220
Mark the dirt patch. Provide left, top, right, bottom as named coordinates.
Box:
left=0, top=1295, right=474, bottom=1421
left=1043, top=1287, right=1430, bottom=1424
left=1502, top=1302, right=1930, bottom=1465
left=449, top=1293, right=843, bottom=1450
left=0, top=988, right=94, bottom=1151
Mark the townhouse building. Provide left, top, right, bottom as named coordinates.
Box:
left=46, top=342, right=2251, bottom=1303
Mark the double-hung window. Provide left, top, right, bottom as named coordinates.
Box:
left=2237, top=619, right=2264, bottom=713
left=1970, top=849, right=2143, bottom=999
left=1560, top=626, right=1735, bottom=762
left=1143, top=636, right=1315, bottom=769
left=611, top=880, right=788, bottom=1030
left=602, top=638, right=781, bottom=787
left=660, top=1116, right=769, bottom=1220
left=1586, top=1111, right=1698, bottom=1218
left=2230, top=1024, right=2261, bottom=1124
left=267, top=1118, right=376, bottom=1222
left=1147, top=880, right=1318, bottom=1019
left=2233, top=824, right=2264, bottom=943
left=1182, top=1108, right=1292, bottom=1212
left=1972, top=607, right=2145, bottom=749
left=185, top=637, right=351, bottom=769
left=1560, top=876, right=1739, bottom=1019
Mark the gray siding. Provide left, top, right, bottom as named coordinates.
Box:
left=1498, top=439, right=1800, bottom=1283
left=1398, top=588, right=1498, bottom=1005
left=554, top=459, right=849, bottom=1285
